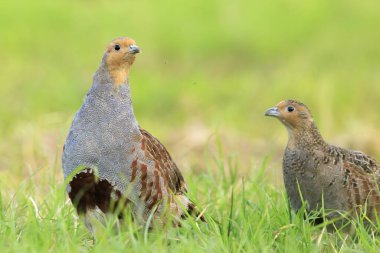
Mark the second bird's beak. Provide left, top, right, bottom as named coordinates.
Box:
left=265, top=107, right=280, bottom=117
left=128, top=45, right=140, bottom=54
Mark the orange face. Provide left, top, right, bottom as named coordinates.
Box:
left=104, top=37, right=140, bottom=85
left=265, top=100, right=313, bottom=129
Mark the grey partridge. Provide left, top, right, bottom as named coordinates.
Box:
left=265, top=100, right=380, bottom=226
left=62, top=37, right=204, bottom=230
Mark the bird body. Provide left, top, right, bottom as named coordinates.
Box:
left=62, top=37, right=201, bottom=229
left=266, top=100, right=380, bottom=224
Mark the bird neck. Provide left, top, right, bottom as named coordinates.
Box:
left=287, top=122, right=327, bottom=150
left=94, top=63, right=114, bottom=85
left=95, top=59, right=133, bottom=87
left=89, top=72, right=140, bottom=138
left=107, top=63, right=133, bottom=86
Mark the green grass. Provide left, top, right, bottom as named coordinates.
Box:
left=2, top=150, right=380, bottom=252
left=1, top=0, right=380, bottom=252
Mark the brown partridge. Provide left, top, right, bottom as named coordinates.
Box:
left=62, top=37, right=204, bottom=231
left=265, top=100, right=380, bottom=226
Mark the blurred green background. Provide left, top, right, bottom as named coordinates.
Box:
left=1, top=0, right=380, bottom=187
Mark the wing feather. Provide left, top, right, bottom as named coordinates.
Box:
left=139, top=128, right=187, bottom=194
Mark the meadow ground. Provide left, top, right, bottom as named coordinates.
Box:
left=1, top=0, right=380, bottom=252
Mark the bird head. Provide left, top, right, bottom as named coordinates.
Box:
left=102, top=37, right=140, bottom=85
left=265, top=100, right=314, bottom=130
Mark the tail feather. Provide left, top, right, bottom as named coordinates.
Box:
left=186, top=201, right=206, bottom=222
left=175, top=195, right=206, bottom=222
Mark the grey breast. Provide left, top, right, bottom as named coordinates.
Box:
left=62, top=82, right=140, bottom=193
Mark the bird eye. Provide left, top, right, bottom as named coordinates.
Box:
left=287, top=106, right=295, bottom=112
left=114, top=44, right=121, bottom=51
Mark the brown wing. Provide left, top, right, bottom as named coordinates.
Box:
left=139, top=128, right=187, bottom=194
left=330, top=146, right=380, bottom=217
left=348, top=150, right=379, bottom=173
left=327, top=145, right=380, bottom=174
left=342, top=161, right=380, bottom=218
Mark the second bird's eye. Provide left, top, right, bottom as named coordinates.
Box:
left=114, top=44, right=121, bottom=51
left=287, top=106, right=295, bottom=112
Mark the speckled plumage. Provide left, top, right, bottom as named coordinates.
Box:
left=62, top=37, right=203, bottom=230
left=266, top=100, right=380, bottom=225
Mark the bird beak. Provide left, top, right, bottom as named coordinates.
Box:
left=265, top=107, right=280, bottom=117
left=128, top=44, right=140, bottom=54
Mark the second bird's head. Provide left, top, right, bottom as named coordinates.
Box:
left=265, top=100, right=314, bottom=130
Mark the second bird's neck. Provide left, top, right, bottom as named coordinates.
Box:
left=287, top=123, right=327, bottom=150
